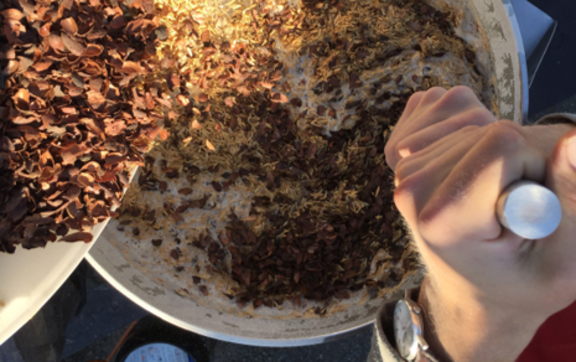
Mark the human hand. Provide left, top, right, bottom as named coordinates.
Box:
left=385, top=86, right=576, bottom=362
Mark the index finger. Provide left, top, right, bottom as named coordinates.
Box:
left=419, top=122, right=546, bottom=245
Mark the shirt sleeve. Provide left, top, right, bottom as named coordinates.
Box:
left=372, top=288, right=440, bottom=362
left=535, top=113, right=576, bottom=125
left=371, top=298, right=404, bottom=362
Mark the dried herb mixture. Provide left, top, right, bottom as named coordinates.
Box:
left=114, top=0, right=493, bottom=312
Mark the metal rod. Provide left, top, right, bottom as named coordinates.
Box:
left=496, top=180, right=562, bottom=239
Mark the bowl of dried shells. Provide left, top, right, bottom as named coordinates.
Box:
left=0, top=0, right=170, bottom=344
left=0, top=0, right=527, bottom=347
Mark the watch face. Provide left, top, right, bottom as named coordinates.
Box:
left=394, top=300, right=414, bottom=358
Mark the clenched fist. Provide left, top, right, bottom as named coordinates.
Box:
left=385, top=86, right=576, bottom=362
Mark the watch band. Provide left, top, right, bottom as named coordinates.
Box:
left=407, top=281, right=440, bottom=362
left=415, top=349, right=440, bottom=362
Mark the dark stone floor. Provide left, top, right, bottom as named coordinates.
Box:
left=58, top=262, right=374, bottom=362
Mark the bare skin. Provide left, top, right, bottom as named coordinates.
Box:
left=385, top=86, right=576, bottom=362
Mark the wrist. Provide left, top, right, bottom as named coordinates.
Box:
left=417, top=276, right=546, bottom=362
left=521, top=123, right=576, bottom=157
left=417, top=278, right=453, bottom=362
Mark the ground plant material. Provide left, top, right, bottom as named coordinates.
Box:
left=115, top=0, right=493, bottom=312
left=0, top=0, right=167, bottom=253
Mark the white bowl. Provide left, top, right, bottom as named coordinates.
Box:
left=0, top=219, right=109, bottom=345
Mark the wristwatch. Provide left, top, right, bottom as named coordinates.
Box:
left=393, top=289, right=435, bottom=362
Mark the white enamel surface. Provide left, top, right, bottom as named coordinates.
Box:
left=0, top=169, right=136, bottom=345
left=0, top=219, right=109, bottom=345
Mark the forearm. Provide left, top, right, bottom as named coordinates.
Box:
left=419, top=275, right=546, bottom=362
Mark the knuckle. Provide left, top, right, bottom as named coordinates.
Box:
left=428, top=86, right=447, bottom=93
left=459, top=124, right=480, bottom=133
left=468, top=107, right=497, bottom=125
left=427, top=86, right=447, bottom=95
left=393, top=185, right=411, bottom=215
left=494, top=119, right=521, bottom=130
left=385, top=149, right=398, bottom=170
left=393, top=173, right=421, bottom=212
left=385, top=153, right=396, bottom=170
left=445, top=108, right=495, bottom=129
left=421, top=87, right=446, bottom=103
left=394, top=139, right=406, bottom=155
left=485, top=121, right=523, bottom=144
left=395, top=138, right=412, bottom=156
left=401, top=92, right=425, bottom=118
left=384, top=141, right=395, bottom=161
left=408, top=91, right=425, bottom=103
left=449, top=85, right=476, bottom=97
left=394, top=157, right=409, bottom=181
left=437, top=86, right=478, bottom=107
left=479, top=122, right=528, bottom=159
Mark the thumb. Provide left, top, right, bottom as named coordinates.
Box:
left=546, top=129, right=576, bottom=213
left=534, top=129, right=576, bottom=303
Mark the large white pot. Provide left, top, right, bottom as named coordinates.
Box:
left=86, top=0, right=528, bottom=347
